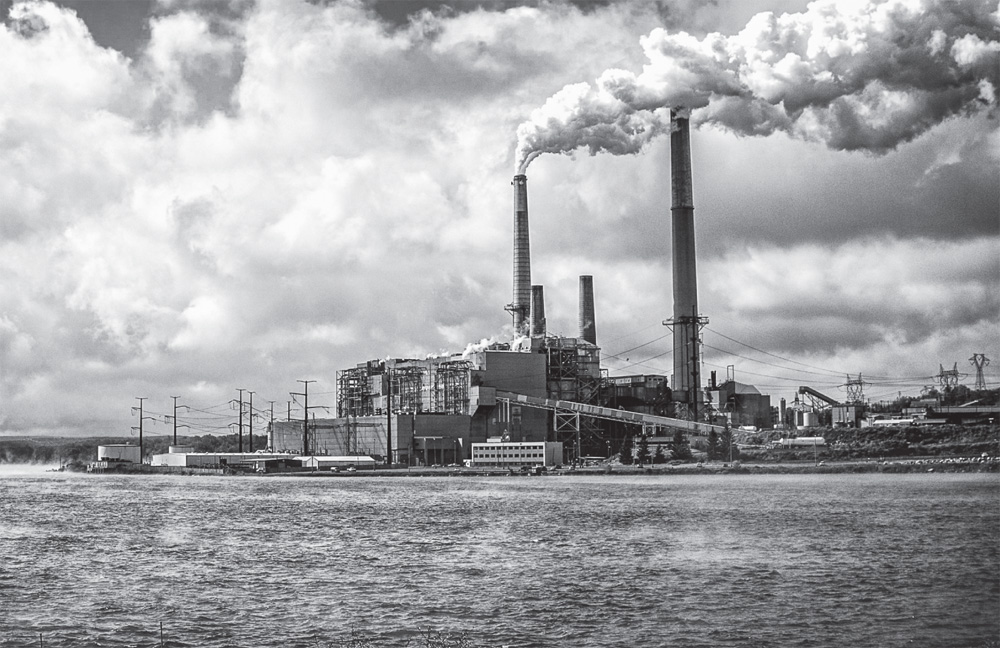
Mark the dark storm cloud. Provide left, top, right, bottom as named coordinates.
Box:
left=366, top=0, right=627, bottom=26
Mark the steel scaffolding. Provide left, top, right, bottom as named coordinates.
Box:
left=434, top=360, right=471, bottom=414
left=392, top=365, right=426, bottom=413
left=337, top=366, right=373, bottom=418
left=543, top=338, right=603, bottom=458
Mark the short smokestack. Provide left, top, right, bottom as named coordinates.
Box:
left=530, top=285, right=546, bottom=337
left=578, top=275, right=596, bottom=345
left=669, top=109, right=703, bottom=408
left=507, top=174, right=531, bottom=335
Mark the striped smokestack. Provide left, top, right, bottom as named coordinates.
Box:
left=530, top=285, right=546, bottom=337
left=669, top=109, right=703, bottom=409
left=507, top=174, right=531, bottom=335
left=578, top=275, right=596, bottom=345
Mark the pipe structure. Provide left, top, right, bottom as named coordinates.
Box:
left=666, top=109, right=705, bottom=410
left=506, top=174, right=531, bottom=335
left=578, top=275, right=597, bottom=345
left=530, top=285, right=546, bottom=337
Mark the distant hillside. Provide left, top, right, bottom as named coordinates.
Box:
left=0, top=434, right=268, bottom=464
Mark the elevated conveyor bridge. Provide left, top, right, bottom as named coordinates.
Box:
left=495, top=390, right=726, bottom=436
left=797, top=386, right=839, bottom=410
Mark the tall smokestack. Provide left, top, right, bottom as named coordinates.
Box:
left=578, top=275, right=596, bottom=345
left=530, top=285, right=546, bottom=337
left=668, top=109, right=703, bottom=411
left=507, top=174, right=531, bottom=335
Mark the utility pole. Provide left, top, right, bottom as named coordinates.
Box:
left=292, top=380, right=316, bottom=456
left=386, top=368, right=393, bottom=467
left=728, top=419, right=733, bottom=464
left=268, top=400, right=275, bottom=452
left=248, top=391, right=255, bottom=453
left=131, top=397, right=154, bottom=464
left=236, top=389, right=247, bottom=453
left=170, top=396, right=180, bottom=446
left=690, top=305, right=700, bottom=423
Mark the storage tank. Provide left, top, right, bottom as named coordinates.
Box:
left=801, top=412, right=818, bottom=428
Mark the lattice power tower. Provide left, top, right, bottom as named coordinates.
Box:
left=970, top=353, right=990, bottom=390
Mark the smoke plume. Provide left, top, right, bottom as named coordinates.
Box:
left=514, top=0, right=1000, bottom=172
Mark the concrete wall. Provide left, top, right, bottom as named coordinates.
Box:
left=477, top=350, right=546, bottom=397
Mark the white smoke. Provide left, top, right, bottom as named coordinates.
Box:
left=514, top=73, right=673, bottom=174
left=514, top=0, right=1000, bottom=172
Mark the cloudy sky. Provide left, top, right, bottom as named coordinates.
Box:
left=1, top=0, right=997, bottom=438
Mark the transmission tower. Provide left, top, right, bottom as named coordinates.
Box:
left=937, top=363, right=960, bottom=388
left=845, top=373, right=866, bottom=404
left=970, top=354, right=990, bottom=390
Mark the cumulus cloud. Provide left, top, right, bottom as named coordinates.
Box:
left=515, top=0, right=1000, bottom=170
left=141, top=10, right=241, bottom=119
left=0, top=0, right=996, bottom=437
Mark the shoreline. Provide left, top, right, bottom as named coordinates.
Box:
left=65, top=455, right=1000, bottom=477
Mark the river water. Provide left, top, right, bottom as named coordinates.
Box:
left=1, top=469, right=997, bottom=648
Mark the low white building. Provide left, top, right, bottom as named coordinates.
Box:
left=149, top=451, right=287, bottom=468
left=470, top=441, right=563, bottom=467
left=296, top=456, right=377, bottom=471
left=149, top=451, right=378, bottom=471
left=98, top=444, right=141, bottom=464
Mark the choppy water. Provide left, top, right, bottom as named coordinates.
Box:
left=1, top=469, right=997, bottom=648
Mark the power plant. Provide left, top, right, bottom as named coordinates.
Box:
left=269, top=112, right=730, bottom=466
left=131, top=111, right=997, bottom=473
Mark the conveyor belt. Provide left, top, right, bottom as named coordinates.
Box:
left=495, top=391, right=726, bottom=435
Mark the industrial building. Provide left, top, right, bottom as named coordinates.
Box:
left=707, top=378, right=773, bottom=430
left=148, top=447, right=376, bottom=472
left=97, top=444, right=141, bottom=464
left=270, top=339, right=590, bottom=464
left=470, top=440, right=564, bottom=468
left=266, top=108, right=762, bottom=467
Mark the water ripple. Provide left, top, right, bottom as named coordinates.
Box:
left=0, top=473, right=997, bottom=647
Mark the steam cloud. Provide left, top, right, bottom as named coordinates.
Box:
left=515, top=0, right=1000, bottom=173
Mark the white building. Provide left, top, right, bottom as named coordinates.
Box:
left=97, top=444, right=141, bottom=464
left=149, top=451, right=287, bottom=468
left=149, top=451, right=378, bottom=471
left=470, top=441, right=563, bottom=467
left=297, top=456, right=377, bottom=471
